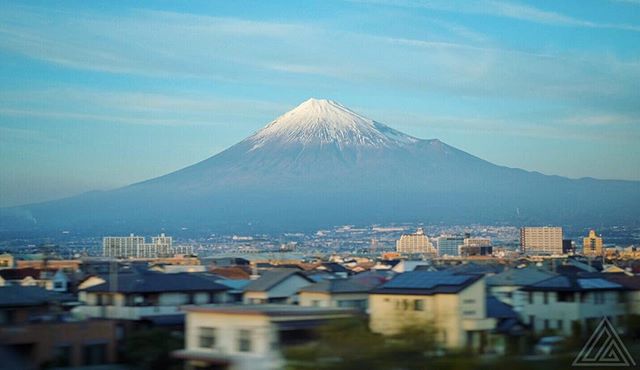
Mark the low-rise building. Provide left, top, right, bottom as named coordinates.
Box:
left=369, top=270, right=496, bottom=351
left=0, top=285, right=117, bottom=368
left=75, top=271, right=230, bottom=320
left=243, top=269, right=314, bottom=304
left=518, top=274, right=627, bottom=335
left=486, top=266, right=557, bottom=306
left=298, top=277, right=383, bottom=310
left=173, top=304, right=356, bottom=370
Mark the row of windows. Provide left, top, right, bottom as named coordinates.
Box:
left=393, top=298, right=425, bottom=312
left=198, top=327, right=252, bottom=353
left=526, top=291, right=625, bottom=305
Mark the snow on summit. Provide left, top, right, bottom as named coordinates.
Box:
left=248, top=98, right=417, bottom=150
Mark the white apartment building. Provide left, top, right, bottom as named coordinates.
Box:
left=103, top=233, right=174, bottom=258
left=396, top=228, right=437, bottom=255
left=520, top=227, right=563, bottom=255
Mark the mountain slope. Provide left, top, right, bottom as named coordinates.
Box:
left=1, top=98, right=639, bottom=234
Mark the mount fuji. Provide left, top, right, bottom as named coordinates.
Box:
left=2, top=98, right=639, bottom=234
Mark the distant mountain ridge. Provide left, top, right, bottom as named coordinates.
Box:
left=1, top=98, right=639, bottom=234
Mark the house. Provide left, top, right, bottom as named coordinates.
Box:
left=603, top=275, right=640, bottom=315
left=486, top=266, right=557, bottom=306
left=518, top=274, right=627, bottom=336
left=298, top=276, right=384, bottom=310
left=75, top=270, right=230, bottom=320
left=0, top=285, right=117, bottom=368
left=485, top=296, right=527, bottom=355
left=172, top=304, right=356, bottom=370
left=0, top=267, right=69, bottom=291
left=369, top=270, right=496, bottom=352
left=243, top=269, right=314, bottom=304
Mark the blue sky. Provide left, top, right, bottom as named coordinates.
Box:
left=0, top=0, right=639, bottom=207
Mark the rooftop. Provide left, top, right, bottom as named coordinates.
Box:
left=84, top=271, right=228, bottom=293
left=371, top=270, right=482, bottom=295
left=184, top=304, right=357, bottom=318
left=243, top=268, right=313, bottom=292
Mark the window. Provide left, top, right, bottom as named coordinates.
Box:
left=544, top=319, right=550, bottom=330
left=529, top=315, right=535, bottom=329
left=238, top=329, right=252, bottom=352
left=618, top=292, right=626, bottom=303
left=462, top=299, right=476, bottom=304
left=528, top=292, right=534, bottom=304
left=594, top=292, right=604, bottom=304
left=463, top=310, right=476, bottom=316
left=53, top=345, right=72, bottom=367
left=414, top=300, right=424, bottom=311
left=198, top=327, right=217, bottom=348
left=83, top=343, right=107, bottom=365
left=557, top=292, right=575, bottom=302
left=543, top=292, right=549, bottom=305
left=311, top=300, right=321, bottom=307
left=557, top=320, right=563, bottom=331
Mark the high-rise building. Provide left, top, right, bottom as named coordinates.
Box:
left=520, top=227, right=563, bottom=255
left=103, top=233, right=174, bottom=258
left=436, top=236, right=464, bottom=256
left=582, top=230, right=603, bottom=256
left=396, top=228, right=436, bottom=255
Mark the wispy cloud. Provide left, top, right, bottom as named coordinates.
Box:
left=0, top=89, right=288, bottom=127
left=352, top=0, right=640, bottom=32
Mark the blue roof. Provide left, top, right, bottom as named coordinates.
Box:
left=523, top=274, right=625, bottom=292
left=382, top=271, right=472, bottom=289
left=372, top=271, right=481, bottom=295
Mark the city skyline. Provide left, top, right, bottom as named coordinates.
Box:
left=1, top=1, right=640, bottom=207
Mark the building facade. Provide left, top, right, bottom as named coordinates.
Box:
left=369, top=271, right=496, bottom=351
left=582, top=230, right=603, bottom=256
left=520, top=227, right=563, bottom=255
left=396, top=228, right=436, bottom=255
left=436, top=236, right=464, bottom=257
left=103, top=233, right=174, bottom=258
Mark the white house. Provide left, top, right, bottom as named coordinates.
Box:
left=173, top=304, right=356, bottom=370
left=517, top=274, right=627, bottom=336
left=74, top=271, right=230, bottom=320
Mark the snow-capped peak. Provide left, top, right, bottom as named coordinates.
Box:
left=248, top=98, right=418, bottom=150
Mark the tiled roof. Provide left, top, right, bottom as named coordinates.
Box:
left=371, top=271, right=481, bottom=295
left=0, top=285, right=73, bottom=307
left=244, top=268, right=313, bottom=292
left=185, top=304, right=357, bottom=317
left=486, top=296, right=518, bottom=319
left=486, top=266, right=556, bottom=287
left=299, top=276, right=382, bottom=294
left=83, top=271, right=228, bottom=293
left=521, top=273, right=626, bottom=292
left=604, top=275, right=640, bottom=290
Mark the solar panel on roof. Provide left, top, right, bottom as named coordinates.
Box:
left=383, top=271, right=471, bottom=289
left=577, top=278, right=621, bottom=289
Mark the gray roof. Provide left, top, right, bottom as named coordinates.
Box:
left=522, top=274, right=626, bottom=292
left=244, top=269, right=313, bottom=292
left=0, top=285, right=74, bottom=307
left=300, top=277, right=382, bottom=294
left=84, top=271, right=228, bottom=293
left=372, top=271, right=481, bottom=295
left=185, top=304, right=357, bottom=317
left=486, top=266, right=557, bottom=287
